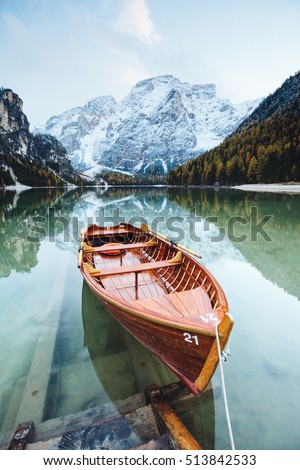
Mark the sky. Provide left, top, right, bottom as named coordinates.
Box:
left=0, top=0, right=299, bottom=128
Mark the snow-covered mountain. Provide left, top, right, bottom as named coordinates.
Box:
left=45, top=75, right=261, bottom=176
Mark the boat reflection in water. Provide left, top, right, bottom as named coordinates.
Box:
left=81, top=281, right=216, bottom=449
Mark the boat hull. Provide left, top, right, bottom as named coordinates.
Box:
left=87, top=281, right=229, bottom=395
left=79, top=223, right=233, bottom=395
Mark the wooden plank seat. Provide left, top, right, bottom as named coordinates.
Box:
left=87, top=228, right=134, bottom=237
left=82, top=238, right=157, bottom=253
left=83, top=251, right=182, bottom=278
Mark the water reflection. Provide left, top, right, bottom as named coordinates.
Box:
left=1, top=186, right=300, bottom=449
left=0, top=188, right=84, bottom=278
left=167, top=188, right=300, bottom=300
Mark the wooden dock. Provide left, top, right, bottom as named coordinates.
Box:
left=1, top=381, right=212, bottom=450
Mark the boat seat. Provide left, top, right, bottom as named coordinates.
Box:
left=82, top=238, right=157, bottom=253
left=83, top=251, right=182, bottom=277
left=87, top=228, right=134, bottom=237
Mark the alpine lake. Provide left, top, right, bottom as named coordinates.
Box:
left=0, top=185, right=300, bottom=450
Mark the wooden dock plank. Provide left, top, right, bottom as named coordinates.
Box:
left=2, top=383, right=208, bottom=450
left=14, top=255, right=70, bottom=427
left=146, top=384, right=202, bottom=450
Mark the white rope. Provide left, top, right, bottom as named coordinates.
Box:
left=215, top=322, right=235, bottom=450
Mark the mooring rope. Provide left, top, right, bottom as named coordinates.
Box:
left=215, top=322, right=235, bottom=450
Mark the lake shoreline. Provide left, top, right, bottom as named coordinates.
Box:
left=3, top=181, right=300, bottom=194
left=232, top=183, right=300, bottom=193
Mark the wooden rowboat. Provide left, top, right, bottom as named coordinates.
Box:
left=78, top=222, right=233, bottom=395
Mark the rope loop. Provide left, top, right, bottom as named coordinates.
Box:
left=221, top=351, right=228, bottom=363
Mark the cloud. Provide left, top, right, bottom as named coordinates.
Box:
left=114, top=0, right=161, bottom=45
left=0, top=12, right=28, bottom=40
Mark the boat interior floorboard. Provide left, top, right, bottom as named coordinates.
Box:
left=132, top=287, right=215, bottom=319
left=93, top=249, right=215, bottom=319
left=94, top=250, right=167, bottom=301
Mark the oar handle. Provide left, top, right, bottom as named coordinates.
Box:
left=176, top=243, right=202, bottom=259
left=141, top=224, right=202, bottom=259
left=78, top=247, right=83, bottom=268
left=77, top=229, right=86, bottom=268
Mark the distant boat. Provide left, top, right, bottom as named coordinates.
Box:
left=78, top=223, right=233, bottom=395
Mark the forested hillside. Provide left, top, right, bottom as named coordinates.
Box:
left=167, top=72, right=300, bottom=185
left=100, top=171, right=165, bottom=186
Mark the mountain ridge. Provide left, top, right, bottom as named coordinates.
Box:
left=167, top=71, right=300, bottom=185
left=45, top=75, right=261, bottom=176
left=235, top=72, right=300, bottom=133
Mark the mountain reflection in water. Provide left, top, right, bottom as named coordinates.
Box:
left=167, top=187, right=300, bottom=300
left=0, top=187, right=84, bottom=278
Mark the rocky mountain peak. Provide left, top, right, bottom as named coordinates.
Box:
left=45, top=75, right=261, bottom=176
left=0, top=88, right=29, bottom=134
left=0, top=88, right=86, bottom=187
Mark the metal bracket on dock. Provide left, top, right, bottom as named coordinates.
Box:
left=145, top=383, right=202, bottom=450
left=7, top=421, right=35, bottom=450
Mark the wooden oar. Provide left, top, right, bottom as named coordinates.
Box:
left=77, top=229, right=86, bottom=268
left=141, top=224, right=202, bottom=259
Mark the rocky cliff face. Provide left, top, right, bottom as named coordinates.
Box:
left=0, top=89, right=29, bottom=133
left=0, top=88, right=85, bottom=187
left=45, top=75, right=261, bottom=176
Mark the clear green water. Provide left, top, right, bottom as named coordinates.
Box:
left=0, top=186, right=300, bottom=450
